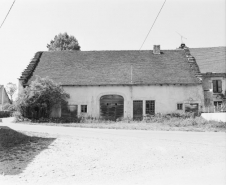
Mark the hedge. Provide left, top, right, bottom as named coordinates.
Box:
left=0, top=111, right=11, bottom=118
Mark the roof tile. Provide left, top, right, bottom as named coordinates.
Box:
left=24, top=50, right=201, bottom=85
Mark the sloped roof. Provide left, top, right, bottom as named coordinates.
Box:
left=0, top=85, right=3, bottom=101
left=189, top=47, right=226, bottom=73
left=21, top=50, right=201, bottom=86
left=0, top=85, right=11, bottom=104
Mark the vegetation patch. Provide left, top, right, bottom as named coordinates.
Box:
left=13, top=112, right=226, bottom=132
left=0, top=111, right=11, bottom=118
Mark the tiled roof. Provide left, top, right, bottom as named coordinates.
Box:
left=189, top=47, right=226, bottom=73
left=0, top=85, right=10, bottom=103
left=21, top=50, right=201, bottom=86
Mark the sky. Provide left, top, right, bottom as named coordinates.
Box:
left=0, top=0, right=225, bottom=93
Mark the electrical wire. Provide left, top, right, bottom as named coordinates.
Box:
left=0, top=0, right=16, bottom=30
left=139, top=0, right=167, bottom=50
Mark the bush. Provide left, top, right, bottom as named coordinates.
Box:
left=16, top=76, right=69, bottom=120
left=0, top=111, right=11, bottom=118
left=12, top=111, right=30, bottom=122
left=30, top=116, right=82, bottom=124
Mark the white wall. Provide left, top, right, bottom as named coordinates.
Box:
left=60, top=85, right=204, bottom=118
left=202, top=113, right=226, bottom=122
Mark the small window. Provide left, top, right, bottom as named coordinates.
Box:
left=61, top=104, right=77, bottom=117
left=177, top=103, right=183, bottom=110
left=146, top=100, right=155, bottom=115
left=81, top=105, right=87, bottom=113
left=213, top=80, right=222, bottom=93
left=214, top=101, right=222, bottom=107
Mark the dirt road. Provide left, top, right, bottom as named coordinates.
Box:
left=0, top=118, right=226, bottom=185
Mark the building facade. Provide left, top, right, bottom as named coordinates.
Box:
left=19, top=46, right=204, bottom=120
left=188, top=46, right=226, bottom=111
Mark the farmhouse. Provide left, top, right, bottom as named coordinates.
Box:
left=19, top=45, right=204, bottom=120
left=0, top=85, right=11, bottom=111
left=188, top=46, right=226, bottom=109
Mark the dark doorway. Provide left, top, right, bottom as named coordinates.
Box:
left=100, top=95, right=124, bottom=121
left=185, top=103, right=199, bottom=116
left=133, top=100, right=143, bottom=120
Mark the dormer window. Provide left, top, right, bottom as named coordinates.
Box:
left=213, top=80, right=222, bottom=93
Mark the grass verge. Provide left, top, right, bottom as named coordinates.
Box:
left=11, top=116, right=226, bottom=132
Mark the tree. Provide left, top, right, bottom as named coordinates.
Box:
left=47, top=32, right=81, bottom=51
left=6, top=82, right=17, bottom=101
left=16, top=76, right=70, bottom=119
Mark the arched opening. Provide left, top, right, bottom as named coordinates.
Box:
left=100, top=95, right=124, bottom=121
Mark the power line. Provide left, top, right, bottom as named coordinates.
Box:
left=139, top=0, right=167, bottom=50
left=0, top=0, right=16, bottom=30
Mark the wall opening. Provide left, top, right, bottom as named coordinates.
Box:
left=100, top=95, right=124, bottom=121
left=133, top=100, right=143, bottom=120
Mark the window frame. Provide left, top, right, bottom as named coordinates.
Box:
left=146, top=100, right=155, bottom=115
left=81, top=105, right=87, bottom=113
left=177, top=103, right=183, bottom=110
left=214, top=101, right=222, bottom=107
left=213, top=80, right=222, bottom=93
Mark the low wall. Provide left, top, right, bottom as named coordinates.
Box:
left=201, top=113, right=226, bottom=122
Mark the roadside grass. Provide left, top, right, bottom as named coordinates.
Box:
left=11, top=116, right=226, bottom=132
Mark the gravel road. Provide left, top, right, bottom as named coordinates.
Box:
left=0, top=118, right=226, bottom=185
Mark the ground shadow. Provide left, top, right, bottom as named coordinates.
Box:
left=0, top=126, right=56, bottom=175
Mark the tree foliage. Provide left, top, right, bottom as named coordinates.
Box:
left=2, top=103, right=16, bottom=112
left=47, top=32, right=81, bottom=51
left=16, top=76, right=70, bottom=119
left=6, top=82, right=17, bottom=101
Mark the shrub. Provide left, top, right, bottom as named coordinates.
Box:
left=12, top=111, right=29, bottom=122
left=30, top=116, right=82, bottom=124
left=16, top=76, right=69, bottom=120
left=0, top=111, right=11, bottom=118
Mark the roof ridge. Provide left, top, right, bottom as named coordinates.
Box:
left=190, top=46, right=226, bottom=49
left=41, top=49, right=183, bottom=52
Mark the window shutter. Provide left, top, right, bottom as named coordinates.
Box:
left=213, top=80, right=217, bottom=93
left=218, top=80, right=222, bottom=92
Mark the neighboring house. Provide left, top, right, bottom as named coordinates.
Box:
left=0, top=85, right=11, bottom=111
left=19, top=45, right=204, bottom=120
left=182, top=46, right=226, bottom=111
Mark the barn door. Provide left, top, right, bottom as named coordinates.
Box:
left=133, top=100, right=143, bottom=120
left=100, top=95, right=124, bottom=121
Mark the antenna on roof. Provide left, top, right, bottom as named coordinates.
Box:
left=175, top=31, right=187, bottom=43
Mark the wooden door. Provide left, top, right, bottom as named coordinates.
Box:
left=133, top=100, right=143, bottom=120
left=100, top=95, right=124, bottom=121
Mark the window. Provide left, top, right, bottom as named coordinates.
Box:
left=177, top=103, right=183, bottom=110
left=213, top=80, right=222, bottom=93
left=185, top=103, right=199, bottom=116
left=214, top=101, right=222, bottom=107
left=61, top=104, right=77, bottom=117
left=146, top=100, right=155, bottom=115
left=81, top=105, right=87, bottom=113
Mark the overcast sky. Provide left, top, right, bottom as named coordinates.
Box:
left=0, top=0, right=225, bottom=89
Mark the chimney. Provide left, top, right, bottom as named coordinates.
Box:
left=179, top=43, right=186, bottom=49
left=153, top=45, right=160, bottom=54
